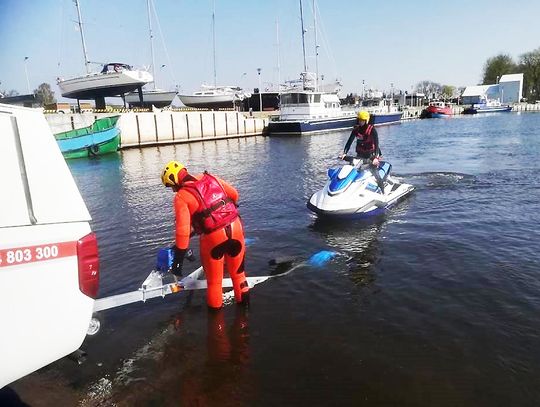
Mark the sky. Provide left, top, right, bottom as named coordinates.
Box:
left=1, top=0, right=540, bottom=102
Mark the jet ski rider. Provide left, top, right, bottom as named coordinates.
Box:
left=161, top=161, right=250, bottom=309
left=340, top=110, right=385, bottom=193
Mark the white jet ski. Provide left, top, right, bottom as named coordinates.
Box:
left=307, top=156, right=414, bottom=218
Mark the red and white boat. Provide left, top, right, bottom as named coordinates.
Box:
left=421, top=101, right=453, bottom=118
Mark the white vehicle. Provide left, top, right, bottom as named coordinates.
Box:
left=0, top=104, right=99, bottom=388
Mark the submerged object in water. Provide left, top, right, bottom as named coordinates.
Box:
left=308, top=250, right=338, bottom=267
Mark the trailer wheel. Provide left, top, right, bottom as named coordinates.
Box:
left=87, top=313, right=103, bottom=336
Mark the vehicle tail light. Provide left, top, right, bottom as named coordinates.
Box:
left=77, top=233, right=100, bottom=298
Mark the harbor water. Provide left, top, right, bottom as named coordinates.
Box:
left=7, top=112, right=540, bottom=406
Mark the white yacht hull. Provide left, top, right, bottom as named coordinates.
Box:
left=178, top=93, right=244, bottom=109
left=58, top=70, right=153, bottom=100
left=125, top=89, right=178, bottom=107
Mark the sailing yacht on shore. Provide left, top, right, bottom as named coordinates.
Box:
left=177, top=2, right=249, bottom=109
left=57, top=0, right=152, bottom=108
left=125, top=0, right=177, bottom=108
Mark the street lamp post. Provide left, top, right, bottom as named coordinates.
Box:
left=257, top=68, right=262, bottom=112
left=24, top=57, right=30, bottom=94
left=362, top=79, right=365, bottom=100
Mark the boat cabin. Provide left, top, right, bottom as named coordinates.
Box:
left=428, top=100, right=451, bottom=108
left=101, top=63, right=133, bottom=74
left=359, top=98, right=399, bottom=114
left=278, top=91, right=345, bottom=120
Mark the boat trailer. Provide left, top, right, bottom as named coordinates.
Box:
left=87, top=247, right=338, bottom=336
left=88, top=258, right=277, bottom=336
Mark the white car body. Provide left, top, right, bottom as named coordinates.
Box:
left=0, top=104, right=99, bottom=388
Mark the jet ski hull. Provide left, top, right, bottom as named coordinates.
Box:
left=307, top=164, right=414, bottom=219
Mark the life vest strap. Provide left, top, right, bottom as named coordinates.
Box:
left=198, top=197, right=235, bottom=218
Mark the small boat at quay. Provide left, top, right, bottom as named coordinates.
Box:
left=266, top=79, right=357, bottom=135
left=359, top=97, right=403, bottom=125
left=54, top=116, right=120, bottom=159
left=266, top=1, right=356, bottom=135
left=462, top=99, right=512, bottom=114
left=177, top=2, right=248, bottom=109
left=421, top=100, right=453, bottom=118
left=125, top=89, right=178, bottom=108
left=178, top=85, right=249, bottom=109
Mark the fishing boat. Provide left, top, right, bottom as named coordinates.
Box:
left=54, top=116, right=120, bottom=159
left=177, top=2, right=249, bottom=109
left=359, top=96, right=403, bottom=125
left=124, top=0, right=177, bottom=108
left=266, top=1, right=357, bottom=135
left=462, top=98, right=512, bottom=114
left=57, top=0, right=152, bottom=108
left=420, top=100, right=453, bottom=118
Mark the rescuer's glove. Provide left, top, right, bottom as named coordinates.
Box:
left=186, top=248, right=196, bottom=262
left=171, top=247, right=186, bottom=277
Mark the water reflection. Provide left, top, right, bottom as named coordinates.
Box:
left=174, top=307, right=252, bottom=406
left=310, top=217, right=384, bottom=288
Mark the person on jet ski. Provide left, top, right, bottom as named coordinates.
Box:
left=340, top=110, right=385, bottom=193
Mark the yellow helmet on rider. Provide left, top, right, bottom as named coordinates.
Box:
left=161, top=160, right=187, bottom=187
left=357, top=110, right=370, bottom=123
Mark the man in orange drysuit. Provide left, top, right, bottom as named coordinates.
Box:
left=161, top=160, right=249, bottom=309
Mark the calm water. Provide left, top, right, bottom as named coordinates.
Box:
left=9, top=112, right=540, bottom=406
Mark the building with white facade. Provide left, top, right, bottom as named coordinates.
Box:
left=461, top=73, right=524, bottom=105
left=498, top=73, right=524, bottom=103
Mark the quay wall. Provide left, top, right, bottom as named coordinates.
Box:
left=45, top=111, right=268, bottom=148
left=400, top=103, right=540, bottom=120
left=44, top=103, right=540, bottom=144
left=512, top=103, right=540, bottom=112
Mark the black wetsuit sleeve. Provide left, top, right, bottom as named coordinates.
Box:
left=372, top=127, right=381, bottom=157
left=343, top=130, right=356, bottom=154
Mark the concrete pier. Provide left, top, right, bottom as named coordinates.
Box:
left=45, top=110, right=269, bottom=149
left=45, top=103, right=540, bottom=146
left=399, top=103, right=540, bottom=120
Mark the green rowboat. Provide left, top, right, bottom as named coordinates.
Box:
left=54, top=116, right=121, bottom=159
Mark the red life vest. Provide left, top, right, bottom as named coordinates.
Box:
left=182, top=172, right=238, bottom=234
left=355, top=124, right=375, bottom=154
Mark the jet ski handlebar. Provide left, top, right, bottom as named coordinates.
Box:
left=339, top=155, right=367, bottom=167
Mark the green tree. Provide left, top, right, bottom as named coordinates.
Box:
left=33, top=83, right=56, bottom=105
left=441, top=85, right=455, bottom=100
left=481, top=54, right=516, bottom=84
left=415, top=80, right=442, bottom=100
left=0, top=88, right=20, bottom=97
left=518, top=48, right=540, bottom=102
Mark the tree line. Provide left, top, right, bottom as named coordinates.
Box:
left=0, top=83, right=56, bottom=105
left=481, top=47, right=540, bottom=102
left=413, top=46, right=540, bottom=103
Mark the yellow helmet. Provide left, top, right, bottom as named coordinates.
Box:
left=357, top=111, right=370, bottom=122
left=161, top=160, right=187, bottom=187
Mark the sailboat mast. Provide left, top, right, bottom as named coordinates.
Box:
left=212, top=0, right=217, bottom=88
left=313, top=0, right=319, bottom=91
left=74, top=0, right=90, bottom=74
left=299, top=0, right=307, bottom=73
left=147, top=0, right=156, bottom=90
left=276, top=17, right=281, bottom=93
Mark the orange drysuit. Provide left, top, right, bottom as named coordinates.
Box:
left=174, top=174, right=249, bottom=309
